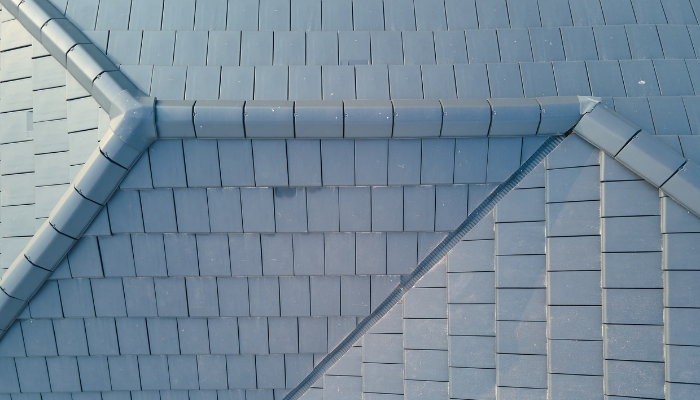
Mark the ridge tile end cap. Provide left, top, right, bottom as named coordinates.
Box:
left=661, top=161, right=700, bottom=219
left=109, top=90, right=157, bottom=150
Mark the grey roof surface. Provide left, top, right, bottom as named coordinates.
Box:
left=1, top=0, right=700, bottom=399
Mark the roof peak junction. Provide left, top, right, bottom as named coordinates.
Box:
left=1, top=1, right=700, bottom=398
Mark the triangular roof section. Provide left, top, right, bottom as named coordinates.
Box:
left=1, top=0, right=699, bottom=362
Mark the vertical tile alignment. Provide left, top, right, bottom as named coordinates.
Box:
left=493, top=173, right=548, bottom=398
left=545, top=144, right=604, bottom=398
left=600, top=154, right=665, bottom=399
left=661, top=195, right=700, bottom=397
left=447, top=234, right=497, bottom=399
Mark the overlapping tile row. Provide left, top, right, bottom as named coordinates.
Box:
left=98, top=25, right=700, bottom=69
left=545, top=136, right=604, bottom=397
left=661, top=197, right=700, bottom=397
left=0, top=10, right=108, bottom=273
left=51, top=0, right=700, bottom=35
left=493, top=160, right=547, bottom=398
left=600, top=153, right=665, bottom=398
left=123, top=138, right=533, bottom=189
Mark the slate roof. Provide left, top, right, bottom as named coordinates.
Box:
left=1, top=0, right=700, bottom=399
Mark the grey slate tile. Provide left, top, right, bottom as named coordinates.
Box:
left=496, top=354, right=547, bottom=389
left=449, top=367, right=495, bottom=400
left=449, top=335, right=495, bottom=368
left=421, top=139, right=455, bottom=184
left=305, top=187, right=340, bottom=233
left=465, top=29, right=500, bottom=63
left=107, top=30, right=142, bottom=65
left=618, top=60, right=660, bottom=97
left=68, top=236, right=103, bottom=278
left=586, top=60, right=626, bottom=97
left=278, top=276, right=311, bottom=316
left=604, top=324, right=663, bottom=362
left=403, top=318, right=448, bottom=350
left=387, top=139, right=421, bottom=185
left=220, top=67, right=255, bottom=100
left=383, top=0, right=417, bottom=30
left=274, top=188, right=308, bottom=232
left=186, top=277, right=220, bottom=317
left=140, top=31, right=176, bottom=66
left=240, top=188, right=276, bottom=233
left=496, top=288, right=546, bottom=321
left=496, top=221, right=545, bottom=255
left=324, top=233, right=356, bottom=275
left=268, top=317, right=299, bottom=353
left=77, top=355, right=111, bottom=391
left=404, top=185, right=436, bottom=231
left=208, top=318, right=240, bottom=354
left=433, top=31, right=468, bottom=64
left=548, top=306, right=602, bottom=341
left=340, top=275, right=370, bottom=316
left=91, top=278, right=127, bottom=317
left=435, top=184, right=469, bottom=231
left=624, top=24, right=664, bottom=60
left=561, top=26, right=602, bottom=61
left=655, top=59, right=694, bottom=96
left=547, top=236, right=601, bottom=272
left=593, top=25, right=631, bottom=60
left=254, top=66, right=289, bottom=100
left=519, top=62, right=556, bottom=97
left=371, top=275, right=401, bottom=311
left=529, top=27, right=565, bottom=62
left=657, top=25, right=695, bottom=59
left=228, top=0, right=259, bottom=30
left=310, top=276, right=340, bottom=316
left=195, top=0, right=228, bottom=29
left=354, top=140, right=388, bottom=185
left=602, top=216, right=661, bottom=252
left=355, top=233, right=387, bottom=274
left=228, top=233, right=263, bottom=276
left=328, top=316, right=358, bottom=350
left=138, top=356, right=170, bottom=390
left=108, top=190, right=145, bottom=233
left=208, top=31, right=241, bottom=66
left=338, top=31, right=370, bottom=65
left=665, top=307, right=700, bottom=346
left=218, top=277, right=250, bottom=316
left=421, top=65, right=458, bottom=99
left=121, top=152, right=153, bottom=190
left=370, top=31, right=404, bottom=65
left=207, top=188, right=243, bottom=233
left=123, top=277, right=158, bottom=317
left=372, top=186, right=404, bottom=232
left=547, top=201, right=600, bottom=237
left=238, top=317, right=269, bottom=354
left=613, top=97, right=655, bottom=135
left=352, top=0, right=384, bottom=30
left=486, top=137, right=521, bottom=183
left=497, top=320, right=546, bottom=355
left=601, top=180, right=659, bottom=217
left=46, top=356, right=81, bottom=392
left=603, top=288, right=663, bottom=325
left=502, top=0, right=537, bottom=27
left=168, top=355, right=199, bottom=389
left=261, top=234, right=294, bottom=275
left=665, top=271, right=700, bottom=307
left=338, top=187, right=371, bottom=232
left=151, top=66, right=187, bottom=100
left=150, top=140, right=187, bottom=188
left=546, top=165, right=599, bottom=203
left=198, top=355, right=228, bottom=389
left=161, top=0, right=196, bottom=29
left=227, top=354, right=257, bottom=388
left=0, top=323, right=25, bottom=357
left=59, top=278, right=95, bottom=317
left=248, top=277, right=281, bottom=316
left=402, top=31, right=436, bottom=65
left=448, top=240, right=494, bottom=272
left=496, top=255, right=545, bottom=288
left=386, top=232, right=418, bottom=274
left=183, top=140, right=221, bottom=187
left=116, top=318, right=150, bottom=355
left=100, top=235, right=137, bottom=277
left=240, top=31, right=273, bottom=66
left=553, top=61, right=591, bottom=96
left=154, top=277, right=189, bottom=317
left=133, top=234, right=168, bottom=277
left=388, top=65, right=423, bottom=99
left=298, top=317, right=328, bottom=353
left=218, top=140, right=255, bottom=186
left=177, top=318, right=210, bottom=354
left=286, top=140, right=322, bottom=186
left=498, top=28, right=532, bottom=63
left=661, top=196, right=700, bottom=233
left=53, top=319, right=89, bottom=356
left=548, top=271, right=602, bottom=305
left=15, top=357, right=51, bottom=392
left=21, top=319, right=57, bottom=357
left=252, top=140, right=288, bottom=186
left=496, top=188, right=545, bottom=222
left=108, top=355, right=141, bottom=390
left=454, top=63, right=491, bottom=98
left=604, top=360, right=664, bottom=398
left=196, top=234, right=232, bottom=276
left=666, top=345, right=700, bottom=385
left=305, top=31, right=338, bottom=65
left=163, top=234, right=199, bottom=276
left=453, top=137, right=487, bottom=183
left=537, top=0, right=572, bottom=26
left=354, top=65, right=390, bottom=100
left=173, top=189, right=211, bottom=233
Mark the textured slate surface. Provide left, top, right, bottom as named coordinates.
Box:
left=3, top=0, right=700, bottom=398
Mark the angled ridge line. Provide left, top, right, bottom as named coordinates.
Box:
left=284, top=133, right=568, bottom=400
